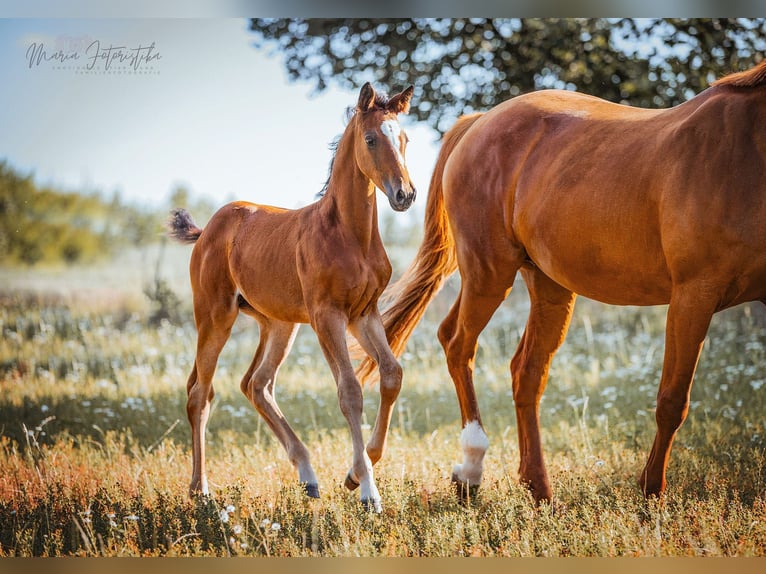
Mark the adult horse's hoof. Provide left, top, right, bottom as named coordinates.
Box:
left=361, top=497, right=383, bottom=514
left=451, top=472, right=480, bottom=505
left=344, top=471, right=360, bottom=491
left=302, top=482, right=321, bottom=499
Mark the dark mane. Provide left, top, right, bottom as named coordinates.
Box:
left=318, top=136, right=341, bottom=197
left=713, top=59, right=766, bottom=88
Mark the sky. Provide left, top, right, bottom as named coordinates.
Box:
left=0, top=19, right=439, bottom=215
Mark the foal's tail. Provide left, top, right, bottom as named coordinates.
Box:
left=357, top=113, right=483, bottom=383
left=167, top=208, right=204, bottom=244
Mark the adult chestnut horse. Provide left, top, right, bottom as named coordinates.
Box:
left=358, top=60, right=766, bottom=502
left=168, top=83, right=416, bottom=512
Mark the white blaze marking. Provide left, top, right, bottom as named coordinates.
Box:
left=380, top=119, right=406, bottom=167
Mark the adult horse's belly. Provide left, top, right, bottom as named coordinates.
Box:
left=521, top=222, right=674, bottom=307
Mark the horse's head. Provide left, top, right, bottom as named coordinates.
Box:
left=353, top=83, right=417, bottom=212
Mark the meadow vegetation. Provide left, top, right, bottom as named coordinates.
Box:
left=1, top=238, right=765, bottom=556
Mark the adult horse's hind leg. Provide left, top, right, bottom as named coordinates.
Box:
left=239, top=317, right=320, bottom=497
left=438, top=262, right=518, bottom=499
left=639, top=284, right=716, bottom=497
left=187, top=294, right=239, bottom=496
left=511, top=267, right=576, bottom=503
left=347, top=310, right=403, bottom=485
left=313, top=308, right=382, bottom=512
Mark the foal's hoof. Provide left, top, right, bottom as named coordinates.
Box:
left=302, top=482, right=321, bottom=499
left=451, top=472, right=480, bottom=505
left=361, top=497, right=383, bottom=514
left=344, top=471, right=360, bottom=491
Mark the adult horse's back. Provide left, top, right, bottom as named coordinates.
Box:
left=361, top=60, right=766, bottom=501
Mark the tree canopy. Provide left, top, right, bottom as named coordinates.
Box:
left=250, top=18, right=766, bottom=133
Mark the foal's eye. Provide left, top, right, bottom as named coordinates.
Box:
left=365, top=135, right=376, bottom=147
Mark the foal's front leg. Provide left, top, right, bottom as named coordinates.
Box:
left=350, top=310, right=402, bottom=467
left=313, top=308, right=382, bottom=512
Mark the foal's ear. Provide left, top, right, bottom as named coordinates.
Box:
left=387, top=85, right=414, bottom=115
left=357, top=82, right=376, bottom=112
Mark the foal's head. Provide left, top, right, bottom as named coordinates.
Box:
left=351, top=83, right=417, bottom=211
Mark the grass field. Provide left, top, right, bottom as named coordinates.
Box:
left=1, top=246, right=765, bottom=556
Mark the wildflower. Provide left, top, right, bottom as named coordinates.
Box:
left=226, top=504, right=235, bottom=513
left=261, top=518, right=271, bottom=528
left=220, top=509, right=230, bottom=523
left=233, top=525, right=243, bottom=534
left=125, top=514, right=139, bottom=521
left=271, top=522, right=281, bottom=532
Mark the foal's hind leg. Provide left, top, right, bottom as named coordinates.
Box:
left=346, top=310, right=403, bottom=489
left=239, top=317, right=320, bottom=497
left=511, top=268, right=576, bottom=503
left=187, top=296, right=239, bottom=496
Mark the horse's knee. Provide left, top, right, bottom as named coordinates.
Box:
left=187, top=379, right=214, bottom=405
left=337, top=376, right=364, bottom=417
left=655, top=390, right=689, bottom=431
left=378, top=359, right=402, bottom=400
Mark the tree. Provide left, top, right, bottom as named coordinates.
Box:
left=249, top=18, right=766, bottom=133
left=0, top=161, right=164, bottom=266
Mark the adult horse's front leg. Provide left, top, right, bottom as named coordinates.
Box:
left=639, top=285, right=715, bottom=497
left=313, top=308, right=382, bottom=512
left=511, top=268, right=576, bottom=503
left=349, top=311, right=403, bottom=472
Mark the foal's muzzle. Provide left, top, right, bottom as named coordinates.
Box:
left=384, top=181, right=417, bottom=212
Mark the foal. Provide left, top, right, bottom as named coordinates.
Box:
left=168, top=83, right=416, bottom=512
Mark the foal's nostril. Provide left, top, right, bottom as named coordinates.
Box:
left=396, top=189, right=406, bottom=204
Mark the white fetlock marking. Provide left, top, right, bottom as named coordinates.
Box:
left=455, top=420, right=489, bottom=485
left=359, top=452, right=381, bottom=506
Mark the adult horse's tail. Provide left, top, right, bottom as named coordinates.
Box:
left=167, top=208, right=204, bottom=244
left=357, top=113, right=483, bottom=383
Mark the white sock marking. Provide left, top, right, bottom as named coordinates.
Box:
left=455, top=420, right=488, bottom=485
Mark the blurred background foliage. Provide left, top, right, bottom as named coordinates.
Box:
left=250, top=18, right=766, bottom=132
left=0, top=161, right=215, bottom=267
left=4, top=19, right=766, bottom=267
